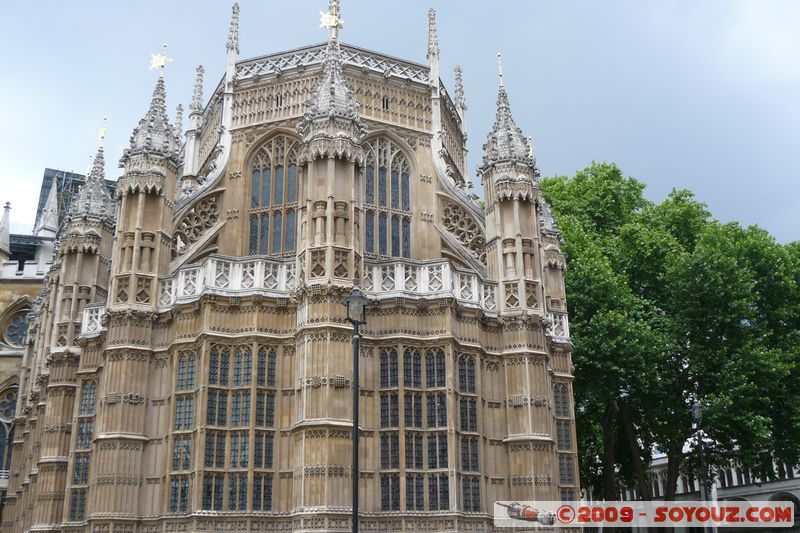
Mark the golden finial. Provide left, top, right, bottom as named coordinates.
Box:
left=149, top=42, right=173, bottom=73
left=97, top=117, right=108, bottom=145
left=497, top=52, right=504, bottom=87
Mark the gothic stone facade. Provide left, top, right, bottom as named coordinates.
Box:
left=3, top=5, right=578, bottom=532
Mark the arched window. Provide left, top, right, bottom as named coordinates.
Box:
left=0, top=388, right=17, bottom=472
left=249, top=135, right=299, bottom=256
left=364, top=138, right=412, bottom=258
left=458, top=355, right=476, bottom=393
left=554, top=383, right=570, bottom=417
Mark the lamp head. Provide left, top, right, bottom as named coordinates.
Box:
left=344, top=283, right=369, bottom=325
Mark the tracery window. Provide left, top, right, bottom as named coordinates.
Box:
left=249, top=135, right=299, bottom=256
left=206, top=389, right=228, bottom=426
left=379, top=347, right=398, bottom=387
left=176, top=352, right=196, bottom=391
left=459, top=397, right=478, bottom=432
left=427, top=391, right=447, bottom=427
left=364, top=137, right=412, bottom=258
left=457, top=355, right=476, bottom=393
left=426, top=348, right=446, bottom=388
left=209, top=345, right=230, bottom=386
left=3, top=310, right=29, bottom=348
left=403, top=347, right=422, bottom=388
left=0, top=389, right=15, bottom=474
left=232, top=346, right=252, bottom=386
left=257, top=347, right=277, bottom=387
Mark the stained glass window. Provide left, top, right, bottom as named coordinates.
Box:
left=248, top=136, right=299, bottom=255
left=363, top=138, right=412, bottom=258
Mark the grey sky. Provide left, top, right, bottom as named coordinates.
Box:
left=1, top=1, right=797, bottom=242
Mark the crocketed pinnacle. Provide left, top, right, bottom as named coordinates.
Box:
left=296, top=34, right=366, bottom=139
left=427, top=9, right=439, bottom=59
left=480, top=83, right=533, bottom=168
left=123, top=76, right=180, bottom=161
left=226, top=3, right=240, bottom=54
left=69, top=146, right=115, bottom=221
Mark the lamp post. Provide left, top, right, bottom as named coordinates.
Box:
left=344, top=283, right=369, bottom=533
left=692, top=398, right=714, bottom=533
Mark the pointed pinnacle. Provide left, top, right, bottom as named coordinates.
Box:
left=227, top=3, right=240, bottom=54
left=427, top=9, right=439, bottom=59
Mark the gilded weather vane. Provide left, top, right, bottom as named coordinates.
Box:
left=149, top=42, right=173, bottom=72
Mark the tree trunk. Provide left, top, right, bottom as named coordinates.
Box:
left=664, top=451, right=681, bottom=501
left=618, top=398, right=651, bottom=500
left=602, top=400, right=617, bottom=500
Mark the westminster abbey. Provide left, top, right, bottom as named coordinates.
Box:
left=2, top=2, right=577, bottom=532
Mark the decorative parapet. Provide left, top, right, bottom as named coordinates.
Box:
left=80, top=304, right=107, bottom=337
left=547, top=311, right=570, bottom=341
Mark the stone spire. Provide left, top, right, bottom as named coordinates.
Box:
left=190, top=65, right=205, bottom=113
left=175, top=104, right=183, bottom=141
left=121, top=75, right=180, bottom=164
left=35, top=181, right=59, bottom=237
left=69, top=146, right=115, bottom=221
left=226, top=3, right=240, bottom=54
left=0, top=202, right=10, bottom=261
left=297, top=0, right=366, bottom=158
left=427, top=8, right=439, bottom=60
left=479, top=53, right=534, bottom=171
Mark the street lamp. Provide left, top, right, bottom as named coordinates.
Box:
left=692, top=398, right=711, bottom=531
left=344, top=282, right=369, bottom=533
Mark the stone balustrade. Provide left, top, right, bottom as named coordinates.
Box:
left=79, top=255, right=570, bottom=338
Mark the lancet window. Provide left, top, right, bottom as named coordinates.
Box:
left=364, top=137, right=412, bottom=258
left=554, top=382, right=577, bottom=490
left=71, top=381, right=96, bottom=521
left=249, top=135, right=299, bottom=256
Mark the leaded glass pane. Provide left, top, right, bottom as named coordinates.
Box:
left=257, top=348, right=267, bottom=386
left=366, top=165, right=375, bottom=203
left=259, top=214, right=270, bottom=254
left=365, top=210, right=374, bottom=253
left=286, top=209, right=296, bottom=252
left=401, top=172, right=410, bottom=211
left=267, top=349, right=277, bottom=387
left=80, top=381, right=96, bottom=415
left=378, top=212, right=387, bottom=255
left=249, top=216, right=258, bottom=254
left=272, top=211, right=282, bottom=254
left=391, top=215, right=400, bottom=256
left=219, top=347, right=230, bottom=386
left=287, top=164, right=297, bottom=203
left=274, top=165, right=284, bottom=205
left=251, top=169, right=261, bottom=208
left=261, top=167, right=271, bottom=207
left=402, top=216, right=411, bottom=258
left=378, top=167, right=387, bottom=207
left=391, top=169, right=399, bottom=209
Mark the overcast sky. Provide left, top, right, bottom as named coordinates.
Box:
left=0, top=1, right=797, bottom=242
